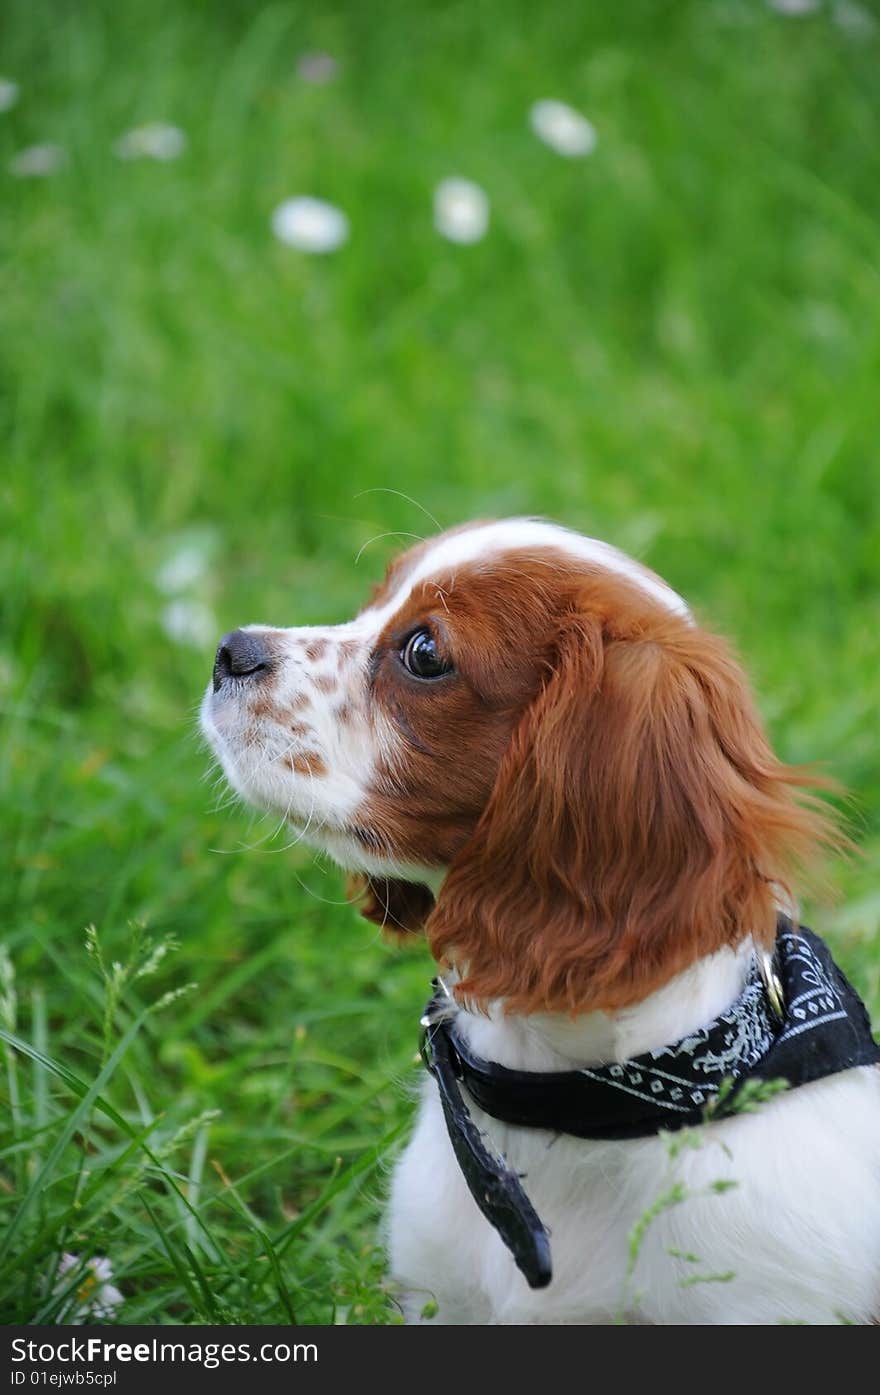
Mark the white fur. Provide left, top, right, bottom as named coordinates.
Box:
left=360, top=518, right=690, bottom=628
left=201, top=618, right=377, bottom=836
left=389, top=949, right=880, bottom=1325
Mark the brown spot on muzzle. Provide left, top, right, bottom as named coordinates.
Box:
left=283, top=751, right=327, bottom=777
left=250, top=696, right=276, bottom=720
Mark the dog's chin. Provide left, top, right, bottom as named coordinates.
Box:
left=201, top=699, right=443, bottom=888
left=205, top=754, right=439, bottom=890
left=306, top=825, right=445, bottom=888
left=201, top=713, right=317, bottom=827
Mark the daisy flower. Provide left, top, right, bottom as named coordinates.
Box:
left=271, top=196, right=349, bottom=253
left=529, top=100, right=597, bottom=157
left=433, top=177, right=490, bottom=244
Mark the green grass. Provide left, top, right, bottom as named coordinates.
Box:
left=1, top=0, right=879, bottom=1324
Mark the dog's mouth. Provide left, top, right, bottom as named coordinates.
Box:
left=200, top=700, right=391, bottom=865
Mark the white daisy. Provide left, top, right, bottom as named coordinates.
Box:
left=154, top=527, right=219, bottom=594
left=766, top=0, right=820, bottom=13
left=9, top=143, right=66, bottom=177
left=0, top=79, right=19, bottom=113
left=271, top=196, right=349, bottom=253
left=55, top=1254, right=123, bottom=1324
left=433, top=177, right=490, bottom=244
left=161, top=599, right=217, bottom=649
left=529, top=100, right=597, bottom=158
left=115, top=123, right=187, bottom=161
left=296, top=52, right=338, bottom=84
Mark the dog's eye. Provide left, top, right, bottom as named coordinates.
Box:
left=401, top=629, right=452, bottom=680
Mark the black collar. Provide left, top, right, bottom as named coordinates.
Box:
left=419, top=919, right=879, bottom=1290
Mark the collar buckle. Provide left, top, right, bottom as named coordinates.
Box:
left=419, top=976, right=456, bottom=1076
left=418, top=975, right=455, bottom=1030
left=759, top=949, right=785, bottom=1023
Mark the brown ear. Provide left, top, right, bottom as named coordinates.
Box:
left=427, top=607, right=840, bottom=1014
left=350, top=874, right=435, bottom=936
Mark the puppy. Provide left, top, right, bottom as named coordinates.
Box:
left=201, top=518, right=880, bottom=1324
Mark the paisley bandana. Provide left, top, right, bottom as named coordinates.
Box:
left=419, top=919, right=880, bottom=1288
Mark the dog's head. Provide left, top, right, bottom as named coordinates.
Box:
left=202, top=518, right=837, bottom=1013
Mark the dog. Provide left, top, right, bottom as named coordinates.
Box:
left=201, top=517, right=880, bottom=1324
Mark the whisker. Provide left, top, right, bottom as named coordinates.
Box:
left=353, top=487, right=443, bottom=535
left=355, top=530, right=426, bottom=566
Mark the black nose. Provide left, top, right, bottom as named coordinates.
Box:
left=213, top=630, right=273, bottom=691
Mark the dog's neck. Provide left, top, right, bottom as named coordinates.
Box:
left=451, top=939, right=756, bottom=1072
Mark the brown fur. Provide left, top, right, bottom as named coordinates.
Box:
left=355, top=549, right=842, bottom=1014
left=284, top=751, right=327, bottom=777
left=351, top=875, right=436, bottom=935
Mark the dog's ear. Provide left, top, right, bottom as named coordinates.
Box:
left=350, top=874, right=435, bottom=936
left=427, top=605, right=839, bottom=1015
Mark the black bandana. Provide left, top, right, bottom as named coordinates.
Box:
left=419, top=919, right=880, bottom=1289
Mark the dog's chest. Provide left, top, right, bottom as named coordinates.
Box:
left=388, top=1067, right=880, bottom=1324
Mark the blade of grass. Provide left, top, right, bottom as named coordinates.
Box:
left=275, top=1121, right=408, bottom=1257
left=0, top=1027, right=226, bottom=1264
left=0, top=1015, right=148, bottom=1264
